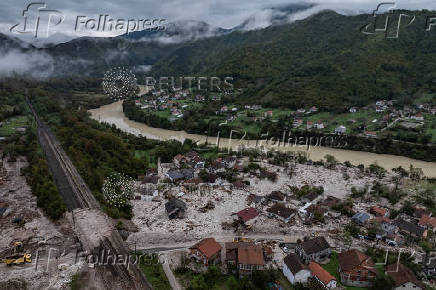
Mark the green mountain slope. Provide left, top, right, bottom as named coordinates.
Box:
left=150, top=10, right=436, bottom=111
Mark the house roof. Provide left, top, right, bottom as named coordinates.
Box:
left=167, top=170, right=185, bottom=180
left=414, top=208, right=431, bottom=218
left=393, top=218, right=426, bottom=236
left=374, top=216, right=391, bottom=224
left=165, top=199, right=187, bottom=212
left=418, top=215, right=436, bottom=228
left=386, top=264, right=424, bottom=288
left=190, top=238, right=222, bottom=259
left=338, top=249, right=376, bottom=273
left=352, top=212, right=370, bottom=223
left=236, top=208, right=259, bottom=222
left=267, top=204, right=296, bottom=219
left=268, top=191, right=284, bottom=201
left=283, top=253, right=306, bottom=274
left=225, top=242, right=255, bottom=251
left=370, top=206, right=387, bottom=216
left=309, top=262, right=336, bottom=285
left=299, top=237, right=330, bottom=255
left=418, top=215, right=430, bottom=227
left=238, top=246, right=264, bottom=266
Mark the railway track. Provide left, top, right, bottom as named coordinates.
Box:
left=27, top=98, right=152, bottom=290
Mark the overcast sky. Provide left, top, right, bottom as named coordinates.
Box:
left=1, top=0, right=435, bottom=45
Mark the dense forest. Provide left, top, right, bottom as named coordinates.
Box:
left=149, top=10, right=436, bottom=111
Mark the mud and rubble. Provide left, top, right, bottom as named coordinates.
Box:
left=0, top=157, right=83, bottom=290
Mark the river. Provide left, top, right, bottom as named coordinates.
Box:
left=89, top=101, right=436, bottom=178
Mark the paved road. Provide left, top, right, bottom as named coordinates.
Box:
left=160, top=256, right=182, bottom=290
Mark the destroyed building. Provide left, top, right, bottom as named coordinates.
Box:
left=165, top=198, right=187, bottom=219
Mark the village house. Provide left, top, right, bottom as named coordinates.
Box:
left=266, top=204, right=296, bottom=223
left=393, top=218, right=427, bottom=238
left=190, top=238, right=222, bottom=266
left=267, top=191, right=285, bottom=203
left=225, top=242, right=254, bottom=265
left=349, top=107, right=357, bottom=113
left=236, top=207, right=259, bottom=226
left=247, top=194, right=264, bottom=206
left=338, top=249, right=377, bottom=287
left=386, top=263, right=424, bottom=290
left=364, top=131, right=377, bottom=138
left=418, top=214, right=436, bottom=230
left=293, top=118, right=303, bottom=128
left=334, top=125, right=346, bottom=134
left=370, top=206, right=388, bottom=217
left=306, top=121, right=313, bottom=130
left=414, top=207, right=432, bottom=220
left=352, top=212, right=370, bottom=225
left=308, top=261, right=337, bottom=289
left=295, top=237, right=331, bottom=263
left=314, top=122, right=324, bottom=129
left=310, top=106, right=318, bottom=113
left=283, top=253, right=312, bottom=285
left=237, top=246, right=265, bottom=275
left=264, top=111, right=273, bottom=118
left=423, top=252, right=436, bottom=277
left=410, top=113, right=424, bottom=121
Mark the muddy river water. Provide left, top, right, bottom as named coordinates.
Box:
left=89, top=101, right=436, bottom=178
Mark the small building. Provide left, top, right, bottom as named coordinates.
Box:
left=423, top=252, right=436, bottom=277
left=314, top=122, right=324, bottom=129
left=308, top=261, right=337, bottom=289
left=236, top=207, right=259, bottom=225
left=283, top=253, right=312, bottom=285
left=393, top=218, right=427, bottom=238
left=418, top=215, right=436, bottom=230
left=364, top=131, right=377, bottom=138
left=306, top=121, right=313, bottom=130
left=338, top=249, right=376, bottom=287
left=352, top=212, right=370, bottom=225
left=267, top=191, right=285, bottom=202
left=266, top=204, right=296, bottom=223
left=237, top=246, right=265, bottom=275
left=189, top=238, right=222, bottom=266
left=165, top=199, right=187, bottom=219
left=264, top=111, right=273, bottom=118
left=225, top=242, right=255, bottom=265
left=386, top=263, right=424, bottom=290
left=349, top=107, right=357, bottom=113
left=334, top=125, right=346, bottom=134
left=310, top=106, right=318, bottom=113
left=295, top=237, right=331, bottom=263
left=370, top=206, right=388, bottom=217
left=166, top=170, right=185, bottom=182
